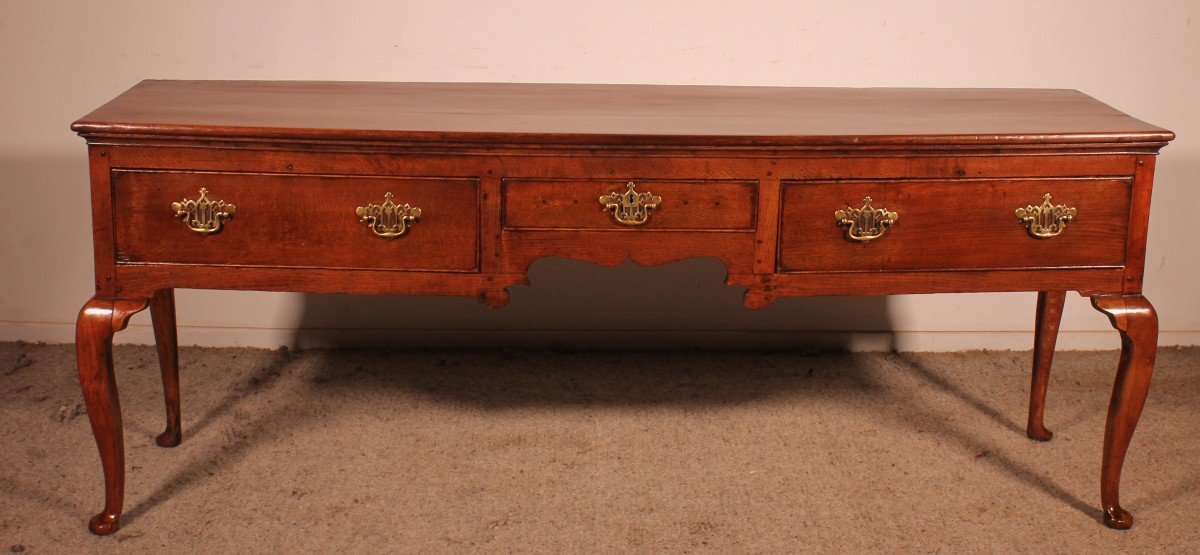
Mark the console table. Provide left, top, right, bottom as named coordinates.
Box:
left=71, top=81, right=1173, bottom=534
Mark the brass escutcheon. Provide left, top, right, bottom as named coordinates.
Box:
left=599, top=182, right=662, bottom=226
left=834, top=196, right=898, bottom=243
left=171, top=188, right=236, bottom=235
left=356, top=192, right=421, bottom=238
left=1016, top=193, right=1076, bottom=239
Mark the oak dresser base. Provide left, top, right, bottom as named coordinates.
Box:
left=70, top=81, right=1174, bottom=534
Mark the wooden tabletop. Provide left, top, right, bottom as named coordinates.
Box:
left=73, top=80, right=1174, bottom=148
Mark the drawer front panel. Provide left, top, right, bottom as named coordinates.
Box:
left=114, top=171, right=479, bottom=271
left=778, top=178, right=1130, bottom=272
left=503, top=179, right=756, bottom=230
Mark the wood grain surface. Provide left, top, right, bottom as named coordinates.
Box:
left=112, top=170, right=480, bottom=271
left=73, top=81, right=1173, bottom=147
left=503, top=179, right=756, bottom=230
left=778, top=178, right=1131, bottom=272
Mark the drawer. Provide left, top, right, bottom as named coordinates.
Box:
left=778, top=178, right=1130, bottom=272
left=113, top=171, right=479, bottom=271
left=502, top=179, right=756, bottom=230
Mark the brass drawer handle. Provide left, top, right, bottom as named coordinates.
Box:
left=171, top=188, right=236, bottom=235
left=599, top=181, right=661, bottom=226
left=835, top=196, right=898, bottom=243
left=1016, top=193, right=1076, bottom=238
left=356, top=192, right=421, bottom=238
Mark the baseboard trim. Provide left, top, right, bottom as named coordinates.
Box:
left=3, top=320, right=1197, bottom=352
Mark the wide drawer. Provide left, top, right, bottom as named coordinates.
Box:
left=778, top=178, right=1130, bottom=272
left=502, top=179, right=756, bottom=230
left=113, top=171, right=479, bottom=271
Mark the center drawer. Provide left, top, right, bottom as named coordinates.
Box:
left=502, top=179, right=757, bottom=230
left=113, top=170, right=480, bottom=271
left=778, top=178, right=1131, bottom=272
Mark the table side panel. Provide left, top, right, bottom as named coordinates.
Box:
left=1123, top=156, right=1157, bottom=293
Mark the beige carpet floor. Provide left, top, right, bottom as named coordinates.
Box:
left=1, top=342, right=1197, bottom=552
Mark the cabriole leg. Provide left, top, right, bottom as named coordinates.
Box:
left=1027, top=290, right=1066, bottom=441
left=76, top=296, right=148, bottom=535
left=1090, top=294, right=1158, bottom=530
left=150, top=289, right=182, bottom=447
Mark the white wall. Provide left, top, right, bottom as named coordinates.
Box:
left=1, top=0, right=1197, bottom=351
